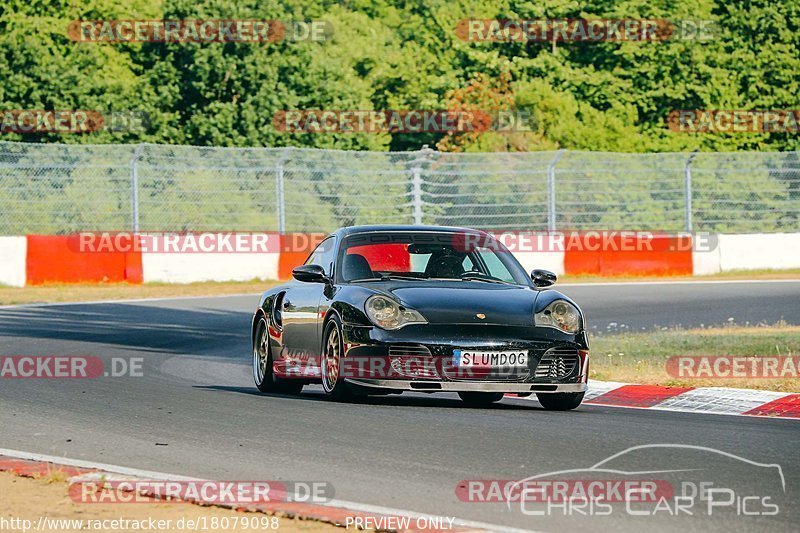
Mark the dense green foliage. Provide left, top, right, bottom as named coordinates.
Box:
left=1, top=0, right=798, bottom=152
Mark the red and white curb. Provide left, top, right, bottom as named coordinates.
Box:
left=0, top=448, right=530, bottom=533
left=524, top=380, right=799, bottom=419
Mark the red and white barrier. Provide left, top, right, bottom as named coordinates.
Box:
left=25, top=235, right=143, bottom=285
left=692, top=245, right=721, bottom=275
left=513, top=251, right=565, bottom=276
left=139, top=232, right=280, bottom=283
left=0, top=236, right=26, bottom=287
left=142, top=252, right=280, bottom=283
left=562, top=234, right=693, bottom=276
left=718, top=233, right=800, bottom=271
left=5, top=232, right=799, bottom=285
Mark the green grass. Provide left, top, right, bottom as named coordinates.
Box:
left=589, top=322, right=800, bottom=391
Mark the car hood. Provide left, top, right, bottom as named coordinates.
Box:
left=384, top=282, right=536, bottom=326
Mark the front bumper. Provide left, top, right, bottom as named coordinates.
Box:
left=345, top=379, right=587, bottom=394
left=341, top=323, right=589, bottom=387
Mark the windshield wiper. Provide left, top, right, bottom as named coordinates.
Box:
left=351, top=274, right=423, bottom=282
left=379, top=273, right=425, bottom=281
left=460, top=275, right=514, bottom=285
left=352, top=274, right=513, bottom=284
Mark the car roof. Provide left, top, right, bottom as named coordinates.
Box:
left=331, top=225, right=488, bottom=239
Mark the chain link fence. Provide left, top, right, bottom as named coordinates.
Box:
left=0, top=141, right=798, bottom=234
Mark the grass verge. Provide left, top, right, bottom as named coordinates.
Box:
left=0, top=280, right=280, bottom=306
left=589, top=323, right=800, bottom=392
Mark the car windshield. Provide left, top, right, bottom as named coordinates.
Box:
left=337, top=231, right=528, bottom=285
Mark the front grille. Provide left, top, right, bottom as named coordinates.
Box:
left=534, top=347, right=579, bottom=380
left=387, top=344, right=438, bottom=379
left=388, top=344, right=432, bottom=357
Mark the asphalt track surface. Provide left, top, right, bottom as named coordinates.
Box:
left=0, top=280, right=798, bottom=532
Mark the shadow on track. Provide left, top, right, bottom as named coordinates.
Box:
left=0, top=303, right=252, bottom=357
left=193, top=384, right=548, bottom=411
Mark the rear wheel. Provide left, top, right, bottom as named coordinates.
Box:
left=321, top=316, right=352, bottom=401
left=253, top=317, right=303, bottom=394
left=536, top=392, right=584, bottom=410
left=458, top=392, right=504, bottom=407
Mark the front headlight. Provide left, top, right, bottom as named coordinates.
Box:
left=365, top=295, right=427, bottom=330
left=535, top=300, right=582, bottom=333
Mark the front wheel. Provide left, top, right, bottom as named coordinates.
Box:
left=458, top=392, right=504, bottom=407
left=321, top=316, right=352, bottom=401
left=536, top=392, right=584, bottom=411
left=253, top=317, right=303, bottom=394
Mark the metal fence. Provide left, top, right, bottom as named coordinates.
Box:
left=0, top=141, right=798, bottom=234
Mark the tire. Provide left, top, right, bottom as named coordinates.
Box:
left=536, top=392, right=584, bottom=411
left=253, top=317, right=303, bottom=394
left=458, top=392, right=504, bottom=407
left=320, top=315, right=352, bottom=401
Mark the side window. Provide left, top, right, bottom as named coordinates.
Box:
left=305, top=237, right=336, bottom=276
left=475, top=250, right=516, bottom=282
left=462, top=255, right=478, bottom=272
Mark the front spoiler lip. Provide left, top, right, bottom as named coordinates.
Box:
left=344, top=379, right=587, bottom=393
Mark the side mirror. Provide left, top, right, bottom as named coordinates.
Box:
left=292, top=264, right=329, bottom=283
left=531, top=269, right=557, bottom=288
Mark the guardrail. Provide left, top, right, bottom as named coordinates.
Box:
left=1, top=142, right=798, bottom=235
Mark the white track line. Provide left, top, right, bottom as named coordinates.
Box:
left=0, top=448, right=197, bottom=481
left=0, top=448, right=534, bottom=533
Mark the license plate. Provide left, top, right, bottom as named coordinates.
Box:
left=453, top=350, right=528, bottom=368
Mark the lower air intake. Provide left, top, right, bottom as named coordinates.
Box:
left=535, top=347, right=579, bottom=380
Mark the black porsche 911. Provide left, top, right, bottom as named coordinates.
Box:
left=251, top=225, right=589, bottom=410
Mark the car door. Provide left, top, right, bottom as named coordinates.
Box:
left=281, top=237, right=337, bottom=362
